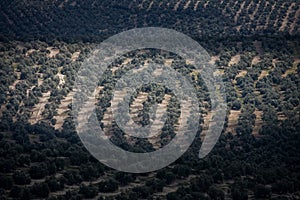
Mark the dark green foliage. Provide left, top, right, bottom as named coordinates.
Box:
left=132, top=186, right=152, bottom=199
left=145, top=178, right=164, bottom=193
left=13, top=170, right=31, bottom=185
left=190, top=174, right=213, bottom=192
left=172, top=164, right=191, bottom=178
left=63, top=170, right=82, bottom=185
left=166, top=192, right=180, bottom=200
left=98, top=179, right=118, bottom=193
left=79, top=163, right=103, bottom=181
left=9, top=186, right=22, bottom=198
left=0, top=176, right=13, bottom=190
left=231, top=100, right=241, bottom=110
left=156, top=170, right=176, bottom=184
left=29, top=163, right=48, bottom=179
left=114, top=172, right=135, bottom=186
left=79, top=185, right=98, bottom=199
left=208, top=186, right=225, bottom=200
left=272, top=179, right=295, bottom=194
left=0, top=158, right=16, bottom=173
left=167, top=186, right=210, bottom=200
left=230, top=180, right=248, bottom=200
left=30, top=183, right=50, bottom=198
left=21, top=187, right=31, bottom=200
left=254, top=184, right=271, bottom=199
left=46, top=177, right=65, bottom=192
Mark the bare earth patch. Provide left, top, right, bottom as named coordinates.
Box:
left=101, top=106, right=113, bottom=135
left=235, top=25, right=242, bottom=32
left=110, top=66, right=119, bottom=74
left=58, top=0, right=69, bottom=8
left=71, top=51, right=80, bottom=62
left=111, top=58, right=133, bottom=74
left=228, top=54, right=241, bottom=66
left=251, top=56, right=261, bottom=66
left=47, top=47, right=60, bottom=58
left=29, top=91, right=51, bottom=124
left=26, top=85, right=35, bottom=98
left=236, top=70, right=247, bottom=78
left=194, top=0, right=201, bottom=11
left=173, top=98, right=194, bottom=150
left=258, top=70, right=269, bottom=80
left=184, top=0, right=191, bottom=10
left=53, top=91, right=75, bottom=130
left=56, top=72, right=65, bottom=89
left=253, top=110, right=263, bottom=135
left=277, top=112, right=287, bottom=121
left=164, top=59, right=174, bottom=67
left=204, top=0, right=210, bottom=8
left=132, top=60, right=149, bottom=74
left=282, top=59, right=299, bottom=77
left=201, top=110, right=214, bottom=139
left=225, top=110, right=241, bottom=135
left=174, top=0, right=183, bottom=11
left=272, top=59, right=279, bottom=69
left=101, top=89, right=126, bottom=135
left=77, top=87, right=104, bottom=131
left=148, top=94, right=172, bottom=149
left=186, top=59, right=195, bottom=65
left=25, top=49, right=37, bottom=57
left=209, top=55, right=220, bottom=65
left=130, top=92, right=149, bottom=122
left=213, top=69, right=225, bottom=76
left=122, top=58, right=133, bottom=65
left=147, top=1, right=154, bottom=10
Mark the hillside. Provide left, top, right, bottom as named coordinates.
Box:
left=0, top=0, right=299, bottom=41
left=0, top=0, right=300, bottom=200
left=0, top=35, right=299, bottom=199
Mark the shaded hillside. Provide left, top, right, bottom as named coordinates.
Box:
left=0, top=0, right=299, bottom=41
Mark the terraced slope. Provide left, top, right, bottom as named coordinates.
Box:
left=0, top=38, right=299, bottom=199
